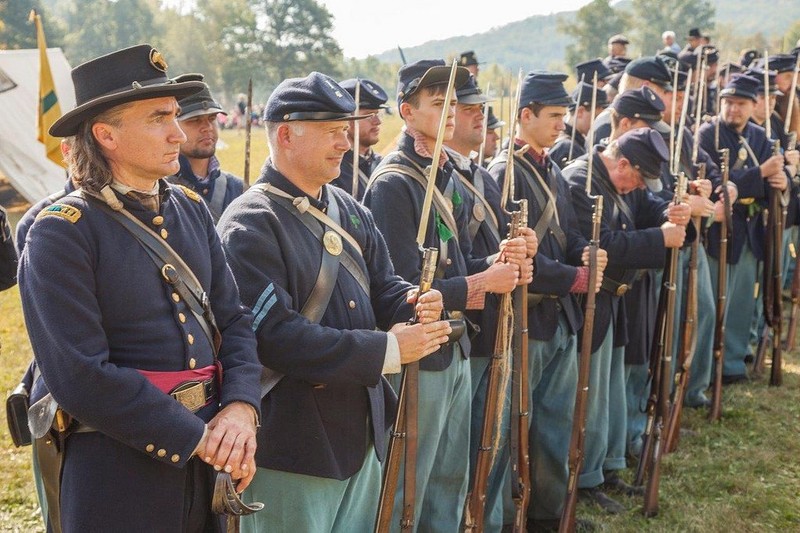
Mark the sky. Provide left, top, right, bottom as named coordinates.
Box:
left=322, top=0, right=593, bottom=58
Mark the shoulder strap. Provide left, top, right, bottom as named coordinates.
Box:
left=207, top=172, right=228, bottom=222
left=76, top=190, right=222, bottom=356
left=454, top=168, right=501, bottom=244
left=516, top=157, right=567, bottom=252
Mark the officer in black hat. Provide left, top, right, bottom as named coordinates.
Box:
left=604, top=34, right=630, bottom=68
left=460, top=50, right=481, bottom=79
left=217, top=71, right=451, bottom=531
left=551, top=81, right=609, bottom=168
left=487, top=70, right=609, bottom=531
left=685, top=28, right=703, bottom=54
left=698, top=73, right=790, bottom=383
left=332, top=77, right=391, bottom=200
left=562, top=128, right=690, bottom=514
left=18, top=44, right=262, bottom=531
left=166, top=73, right=243, bottom=222
left=365, top=58, right=525, bottom=531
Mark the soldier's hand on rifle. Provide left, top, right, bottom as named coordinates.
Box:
left=661, top=222, right=687, bottom=248
left=499, top=237, right=533, bottom=286
left=784, top=148, right=799, bottom=168
left=517, top=226, right=539, bottom=258
left=766, top=171, right=789, bottom=191
left=483, top=261, right=520, bottom=294
left=406, top=288, right=444, bottom=324
left=686, top=194, right=715, bottom=218
left=760, top=154, right=785, bottom=180
left=391, top=319, right=453, bottom=364
left=690, top=178, right=712, bottom=198
left=666, top=203, right=692, bottom=226
left=580, top=246, right=608, bottom=271
left=197, top=401, right=259, bottom=491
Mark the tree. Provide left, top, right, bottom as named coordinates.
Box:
left=558, top=0, right=628, bottom=73
left=0, top=0, right=64, bottom=50
left=254, top=0, right=343, bottom=83
left=628, top=0, right=715, bottom=56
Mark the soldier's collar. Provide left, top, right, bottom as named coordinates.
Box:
left=262, top=162, right=328, bottom=211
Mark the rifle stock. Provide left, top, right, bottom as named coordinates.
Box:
left=375, top=248, right=438, bottom=532
left=641, top=174, right=685, bottom=517
left=559, top=195, right=603, bottom=533
left=463, top=211, right=520, bottom=532
left=510, top=201, right=530, bottom=533
left=709, top=149, right=730, bottom=422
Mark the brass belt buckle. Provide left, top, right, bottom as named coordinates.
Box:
left=616, top=284, right=629, bottom=296
left=171, top=381, right=206, bottom=412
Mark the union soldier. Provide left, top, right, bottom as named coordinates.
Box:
left=550, top=81, right=609, bottom=168
left=593, top=56, right=675, bottom=144
left=487, top=71, right=608, bottom=531
left=460, top=50, right=481, bottom=79
left=563, top=128, right=689, bottom=513
left=217, top=71, right=451, bottom=531
left=331, top=77, right=390, bottom=200
left=18, top=44, right=262, bottom=531
left=698, top=74, right=791, bottom=383
left=444, top=74, right=537, bottom=531
left=603, top=34, right=630, bottom=68
left=365, top=59, right=524, bottom=531
left=167, top=74, right=244, bottom=222
left=575, top=59, right=613, bottom=90
left=683, top=28, right=703, bottom=55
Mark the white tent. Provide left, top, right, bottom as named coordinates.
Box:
left=0, top=48, right=75, bottom=203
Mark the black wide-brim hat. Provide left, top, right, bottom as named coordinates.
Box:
left=50, top=44, right=205, bottom=137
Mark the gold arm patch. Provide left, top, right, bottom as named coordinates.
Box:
left=36, top=203, right=82, bottom=223
left=177, top=185, right=201, bottom=203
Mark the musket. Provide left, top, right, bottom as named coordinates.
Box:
left=244, top=78, right=253, bottom=189
left=641, top=172, right=686, bottom=518
left=664, top=162, right=704, bottom=453
left=397, top=46, right=408, bottom=65
left=669, top=64, right=679, bottom=172
left=374, top=60, right=460, bottom=533
left=560, top=72, right=602, bottom=533
left=567, top=74, right=586, bottom=164
left=783, top=55, right=800, bottom=350
left=477, top=83, right=491, bottom=166
left=635, top=74, right=691, bottom=482
left=352, top=79, right=361, bottom=198
left=709, top=149, right=731, bottom=422
left=497, top=69, right=532, bottom=533
left=463, top=209, right=518, bottom=532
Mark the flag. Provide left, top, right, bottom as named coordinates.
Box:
left=31, top=10, right=65, bottom=169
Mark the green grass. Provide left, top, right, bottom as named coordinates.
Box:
left=2, top=125, right=799, bottom=530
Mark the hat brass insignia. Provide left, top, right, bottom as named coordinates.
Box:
left=150, top=49, right=168, bottom=73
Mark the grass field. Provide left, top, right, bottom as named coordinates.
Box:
left=1, top=126, right=799, bottom=531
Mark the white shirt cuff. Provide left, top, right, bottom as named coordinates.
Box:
left=383, top=332, right=402, bottom=374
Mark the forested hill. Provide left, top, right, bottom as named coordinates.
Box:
left=371, top=0, right=800, bottom=71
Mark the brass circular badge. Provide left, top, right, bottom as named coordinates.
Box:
left=149, top=49, right=168, bottom=72
left=323, top=231, right=343, bottom=256
left=738, top=147, right=747, bottom=162
left=473, top=203, right=486, bottom=222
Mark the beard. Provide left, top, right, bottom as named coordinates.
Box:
left=183, top=145, right=216, bottom=159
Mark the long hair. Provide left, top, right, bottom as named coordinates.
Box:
left=65, top=104, right=132, bottom=193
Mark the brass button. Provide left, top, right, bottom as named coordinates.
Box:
left=189, top=358, right=196, bottom=369
left=146, top=444, right=155, bottom=453
left=152, top=215, right=164, bottom=226
left=446, top=258, right=452, bottom=266
left=160, top=229, right=169, bottom=239
left=349, top=300, right=356, bottom=309
left=157, top=449, right=166, bottom=457
left=187, top=334, right=194, bottom=345
left=203, top=189, right=209, bottom=194
left=172, top=292, right=180, bottom=303
left=171, top=454, right=180, bottom=463
left=178, top=313, right=186, bottom=323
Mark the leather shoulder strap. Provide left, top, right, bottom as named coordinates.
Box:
left=207, top=172, right=228, bottom=222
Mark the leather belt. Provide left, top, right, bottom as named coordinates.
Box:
left=528, top=293, right=559, bottom=307
left=170, top=379, right=217, bottom=413
left=601, top=277, right=629, bottom=296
